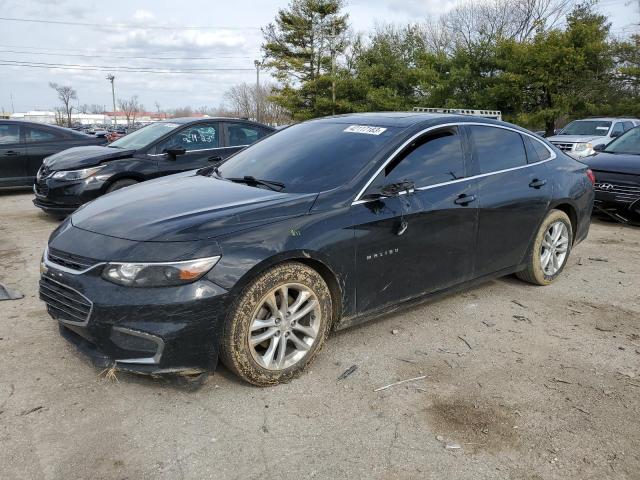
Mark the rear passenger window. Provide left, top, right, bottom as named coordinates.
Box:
left=523, top=135, right=551, bottom=163
left=380, top=127, right=465, bottom=188
left=27, top=128, right=57, bottom=143
left=469, top=126, right=526, bottom=174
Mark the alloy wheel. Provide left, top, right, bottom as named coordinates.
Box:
left=248, top=283, right=321, bottom=370
left=540, top=220, right=569, bottom=276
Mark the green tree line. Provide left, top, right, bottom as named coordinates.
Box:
left=261, top=0, right=640, bottom=133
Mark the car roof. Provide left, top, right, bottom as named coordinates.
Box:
left=304, top=112, right=513, bottom=129
left=0, top=119, right=89, bottom=136
left=572, top=117, right=639, bottom=122
left=160, top=117, right=274, bottom=129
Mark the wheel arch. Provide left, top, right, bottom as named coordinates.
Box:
left=102, top=173, right=145, bottom=192
left=229, top=250, right=344, bottom=327
left=549, top=201, right=578, bottom=242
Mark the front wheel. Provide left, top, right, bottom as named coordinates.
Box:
left=106, top=178, right=138, bottom=193
left=220, top=262, right=333, bottom=386
left=517, top=209, right=573, bottom=285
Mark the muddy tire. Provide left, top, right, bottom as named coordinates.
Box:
left=517, top=209, right=573, bottom=285
left=106, top=178, right=138, bottom=193
left=219, top=262, right=332, bottom=386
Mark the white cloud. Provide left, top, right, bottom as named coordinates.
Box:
left=133, top=9, right=155, bottom=21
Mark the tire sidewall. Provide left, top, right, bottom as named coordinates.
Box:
left=531, top=211, right=573, bottom=285
left=223, top=262, right=332, bottom=386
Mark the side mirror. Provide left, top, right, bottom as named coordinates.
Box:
left=363, top=180, right=416, bottom=200
left=380, top=180, right=416, bottom=198
left=593, top=144, right=606, bottom=152
left=164, top=145, right=186, bottom=159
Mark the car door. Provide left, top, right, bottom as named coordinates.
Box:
left=467, top=125, right=552, bottom=277
left=351, top=126, right=478, bottom=313
left=153, top=122, right=222, bottom=174
left=0, top=123, right=27, bottom=186
left=220, top=122, right=271, bottom=158
left=24, top=126, right=67, bottom=180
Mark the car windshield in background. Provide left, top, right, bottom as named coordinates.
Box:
left=109, top=122, right=181, bottom=150
left=559, top=120, right=611, bottom=136
left=604, top=127, right=640, bottom=155
left=218, top=122, right=398, bottom=193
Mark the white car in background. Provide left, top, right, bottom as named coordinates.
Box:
left=547, top=117, right=640, bottom=158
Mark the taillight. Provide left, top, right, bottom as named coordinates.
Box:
left=586, top=169, right=595, bottom=185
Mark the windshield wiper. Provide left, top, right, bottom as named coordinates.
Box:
left=226, top=175, right=285, bottom=192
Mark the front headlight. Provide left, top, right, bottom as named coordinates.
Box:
left=52, top=165, right=105, bottom=181
left=102, top=256, right=221, bottom=287
left=574, top=142, right=593, bottom=153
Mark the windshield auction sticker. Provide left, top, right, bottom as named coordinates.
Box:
left=344, top=125, right=387, bottom=135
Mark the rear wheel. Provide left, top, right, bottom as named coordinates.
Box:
left=517, top=209, right=572, bottom=285
left=220, top=262, right=332, bottom=386
left=106, top=178, right=138, bottom=193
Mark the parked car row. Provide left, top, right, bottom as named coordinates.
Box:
left=36, top=112, right=595, bottom=386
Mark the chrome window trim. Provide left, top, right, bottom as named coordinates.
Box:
left=351, top=121, right=556, bottom=205
left=147, top=146, right=227, bottom=157
left=43, top=246, right=105, bottom=275
left=113, top=327, right=165, bottom=365
left=40, top=276, right=94, bottom=327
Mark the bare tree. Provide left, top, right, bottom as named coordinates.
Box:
left=225, top=82, right=291, bottom=125
left=440, top=0, right=576, bottom=50
left=53, top=107, right=67, bottom=127
left=118, top=96, right=143, bottom=127
left=49, top=82, right=77, bottom=127
left=89, top=104, right=106, bottom=114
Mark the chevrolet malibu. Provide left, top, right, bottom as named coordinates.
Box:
left=39, top=113, right=594, bottom=386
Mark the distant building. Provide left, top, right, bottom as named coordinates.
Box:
left=9, top=110, right=211, bottom=126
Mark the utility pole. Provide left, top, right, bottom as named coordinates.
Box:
left=10, top=92, right=15, bottom=113
left=254, top=60, right=261, bottom=123
left=106, top=74, right=116, bottom=126
left=331, top=22, right=336, bottom=116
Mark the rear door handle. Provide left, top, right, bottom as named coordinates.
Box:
left=208, top=156, right=223, bottom=162
left=529, top=178, right=547, bottom=189
left=454, top=194, right=476, bottom=206
left=3, top=150, right=19, bottom=156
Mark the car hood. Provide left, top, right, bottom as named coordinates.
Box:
left=581, top=152, right=640, bottom=175
left=44, top=145, right=136, bottom=170
left=546, top=134, right=606, bottom=144
left=71, top=173, right=318, bottom=242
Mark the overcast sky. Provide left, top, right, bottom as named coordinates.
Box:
left=0, top=0, right=637, bottom=114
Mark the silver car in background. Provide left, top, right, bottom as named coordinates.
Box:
left=547, top=117, right=639, bottom=158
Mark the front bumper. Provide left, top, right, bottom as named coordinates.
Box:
left=40, top=257, right=232, bottom=375
left=33, top=176, right=105, bottom=216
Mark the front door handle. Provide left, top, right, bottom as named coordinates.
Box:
left=208, top=156, right=223, bottom=162
left=529, top=178, right=547, bottom=189
left=454, top=194, right=476, bottom=206
left=3, top=150, right=19, bottom=156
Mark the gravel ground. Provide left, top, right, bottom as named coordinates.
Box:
left=1, top=189, right=639, bottom=480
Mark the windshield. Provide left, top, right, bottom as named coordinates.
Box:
left=559, top=120, right=611, bottom=136
left=109, top=122, right=181, bottom=150
left=218, top=122, right=399, bottom=193
left=604, top=127, right=640, bottom=155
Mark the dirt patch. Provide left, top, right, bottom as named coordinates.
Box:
left=425, top=397, right=520, bottom=454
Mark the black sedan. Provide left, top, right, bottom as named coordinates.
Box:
left=0, top=120, right=106, bottom=188
left=39, top=113, right=594, bottom=386
left=33, top=117, right=274, bottom=216
left=584, top=126, right=640, bottom=222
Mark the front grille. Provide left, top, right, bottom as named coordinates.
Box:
left=39, top=277, right=92, bottom=325
left=35, top=179, right=49, bottom=196
left=595, top=182, right=640, bottom=203
left=551, top=142, right=574, bottom=152
left=48, top=248, right=98, bottom=272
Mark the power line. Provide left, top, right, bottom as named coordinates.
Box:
left=0, top=16, right=261, bottom=31
left=0, top=49, right=255, bottom=60
left=0, top=60, right=255, bottom=74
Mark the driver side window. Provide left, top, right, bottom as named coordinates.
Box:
left=155, top=123, right=219, bottom=154
left=366, top=127, right=466, bottom=195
